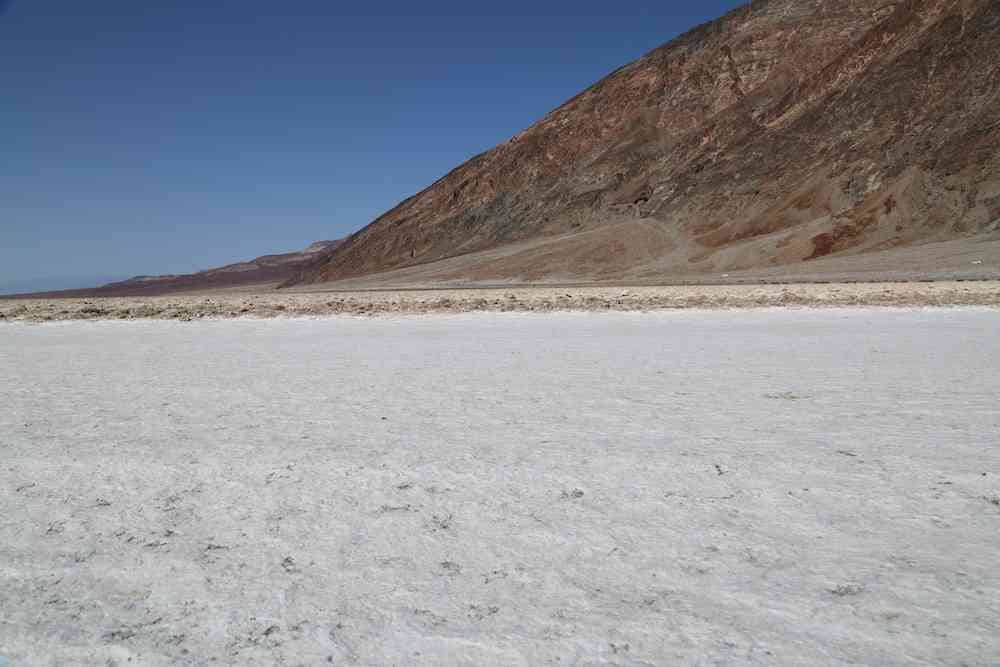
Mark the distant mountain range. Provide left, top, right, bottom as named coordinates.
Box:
left=7, top=241, right=340, bottom=298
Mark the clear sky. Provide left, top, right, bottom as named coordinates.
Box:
left=0, top=0, right=746, bottom=293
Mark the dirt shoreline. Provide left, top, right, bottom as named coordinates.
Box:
left=2, top=281, right=999, bottom=322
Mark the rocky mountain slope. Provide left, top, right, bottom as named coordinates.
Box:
left=287, top=0, right=1000, bottom=286
left=13, top=241, right=340, bottom=298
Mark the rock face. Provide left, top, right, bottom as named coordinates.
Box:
left=289, top=0, right=1000, bottom=285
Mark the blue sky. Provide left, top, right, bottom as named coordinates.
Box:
left=0, top=0, right=745, bottom=292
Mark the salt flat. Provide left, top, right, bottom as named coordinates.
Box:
left=1, top=310, right=999, bottom=665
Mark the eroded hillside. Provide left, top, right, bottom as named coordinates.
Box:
left=289, top=0, right=1000, bottom=285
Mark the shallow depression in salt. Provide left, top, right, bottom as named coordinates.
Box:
left=2, top=310, right=999, bottom=665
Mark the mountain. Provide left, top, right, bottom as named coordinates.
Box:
left=9, top=241, right=340, bottom=298
left=286, top=0, right=1000, bottom=287
left=0, top=275, right=131, bottom=297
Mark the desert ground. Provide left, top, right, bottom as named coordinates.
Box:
left=290, top=231, right=1000, bottom=289
left=2, top=309, right=999, bottom=665
left=2, top=280, right=1000, bottom=322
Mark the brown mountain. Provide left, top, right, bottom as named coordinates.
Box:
left=287, top=0, right=1000, bottom=287
left=12, top=241, right=340, bottom=298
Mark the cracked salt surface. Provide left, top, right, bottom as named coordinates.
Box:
left=1, top=309, right=999, bottom=665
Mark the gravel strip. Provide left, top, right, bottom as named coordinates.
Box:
left=2, top=281, right=999, bottom=322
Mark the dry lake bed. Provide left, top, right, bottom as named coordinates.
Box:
left=2, top=309, right=999, bottom=665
